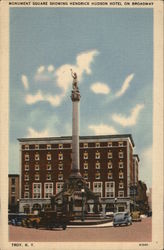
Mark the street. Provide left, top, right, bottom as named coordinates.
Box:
left=9, top=217, right=152, bottom=242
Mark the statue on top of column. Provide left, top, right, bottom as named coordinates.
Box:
left=71, top=69, right=78, bottom=90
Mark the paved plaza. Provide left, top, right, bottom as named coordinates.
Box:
left=9, top=217, right=152, bottom=242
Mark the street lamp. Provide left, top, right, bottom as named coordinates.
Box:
left=81, top=189, right=85, bottom=221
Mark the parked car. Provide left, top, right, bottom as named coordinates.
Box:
left=22, top=211, right=71, bottom=230
left=131, top=211, right=141, bottom=222
left=22, top=214, right=40, bottom=228
left=8, top=213, right=16, bottom=224
left=9, top=213, right=27, bottom=226
left=113, top=212, right=132, bottom=227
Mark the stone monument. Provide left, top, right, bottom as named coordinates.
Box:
left=51, top=71, right=100, bottom=219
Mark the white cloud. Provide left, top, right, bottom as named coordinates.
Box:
left=45, top=93, right=64, bottom=106
left=27, top=127, right=51, bottom=138
left=88, top=124, right=118, bottom=135
left=76, top=50, right=99, bottom=75
left=21, top=75, right=29, bottom=90
left=26, top=50, right=99, bottom=107
left=25, top=90, right=44, bottom=104
left=48, top=65, right=55, bottom=72
left=37, top=65, right=45, bottom=74
left=112, top=103, right=144, bottom=127
left=55, top=50, right=99, bottom=93
left=115, top=73, right=134, bottom=98
left=90, top=82, right=110, bottom=95
left=25, top=90, right=64, bottom=107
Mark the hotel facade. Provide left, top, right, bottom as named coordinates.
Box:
left=18, top=134, right=139, bottom=213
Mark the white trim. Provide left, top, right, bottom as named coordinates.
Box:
left=32, top=183, right=42, bottom=199
left=44, top=182, right=53, bottom=198
left=105, top=181, right=115, bottom=198
left=56, top=182, right=64, bottom=194
left=93, top=181, right=103, bottom=197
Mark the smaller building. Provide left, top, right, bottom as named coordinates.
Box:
left=8, top=174, right=20, bottom=212
left=136, top=180, right=149, bottom=214
left=147, top=187, right=152, bottom=211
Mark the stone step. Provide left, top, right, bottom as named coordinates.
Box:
left=69, top=218, right=112, bottom=225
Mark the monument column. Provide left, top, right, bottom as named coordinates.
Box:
left=70, top=70, right=82, bottom=178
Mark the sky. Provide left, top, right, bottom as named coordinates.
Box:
left=9, top=8, right=153, bottom=189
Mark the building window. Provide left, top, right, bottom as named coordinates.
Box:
left=119, top=171, right=124, bottom=179
left=24, top=175, right=29, bottom=181
left=118, top=191, right=124, bottom=197
left=119, top=151, right=124, bottom=158
left=58, top=163, right=63, bottom=170
left=108, top=161, right=112, bottom=169
left=25, top=164, right=29, bottom=171
left=86, top=182, right=90, bottom=189
left=119, top=182, right=124, bottom=189
left=11, top=178, right=15, bottom=185
left=25, top=185, right=29, bottom=191
left=35, top=153, right=40, bottom=161
left=46, top=164, right=51, bottom=170
left=58, top=153, right=63, bottom=160
left=46, top=174, right=51, bottom=181
left=35, top=144, right=39, bottom=149
left=119, top=141, right=124, bottom=147
left=83, top=143, right=88, bottom=148
left=58, top=144, right=63, bottom=149
left=105, top=181, right=115, bottom=198
left=108, top=151, right=112, bottom=159
left=35, top=174, right=40, bottom=181
left=84, top=162, right=88, bottom=169
left=33, top=183, right=41, bottom=199
left=11, top=187, right=15, bottom=193
left=119, top=162, right=124, bottom=168
left=108, top=172, right=113, bottom=180
left=25, top=154, right=29, bottom=161
left=95, top=162, right=100, bottom=169
left=56, top=182, right=64, bottom=194
left=95, top=172, right=100, bottom=180
left=35, top=164, right=39, bottom=171
left=24, top=192, right=29, bottom=199
left=47, top=153, right=51, bottom=161
left=47, top=144, right=51, bottom=150
left=95, top=152, right=100, bottom=159
left=108, top=142, right=112, bottom=147
left=95, top=142, right=100, bottom=148
left=83, top=173, right=88, bottom=180
left=93, top=182, right=102, bottom=197
left=44, top=183, right=53, bottom=198
left=58, top=174, right=63, bottom=180
left=83, top=152, right=88, bottom=160
left=25, top=145, right=29, bottom=150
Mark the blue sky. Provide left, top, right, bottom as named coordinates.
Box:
left=9, top=8, right=153, bottom=188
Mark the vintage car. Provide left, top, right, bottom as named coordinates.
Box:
left=21, top=214, right=40, bottom=228
left=113, top=212, right=132, bottom=227
left=131, top=211, right=142, bottom=222
left=9, top=213, right=27, bottom=226
left=22, top=211, right=71, bottom=230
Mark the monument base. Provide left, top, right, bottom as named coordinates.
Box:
left=51, top=172, right=100, bottom=219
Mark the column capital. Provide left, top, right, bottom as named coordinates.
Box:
left=71, top=90, right=81, bottom=102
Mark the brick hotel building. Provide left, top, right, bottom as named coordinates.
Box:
left=18, top=134, right=139, bottom=213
